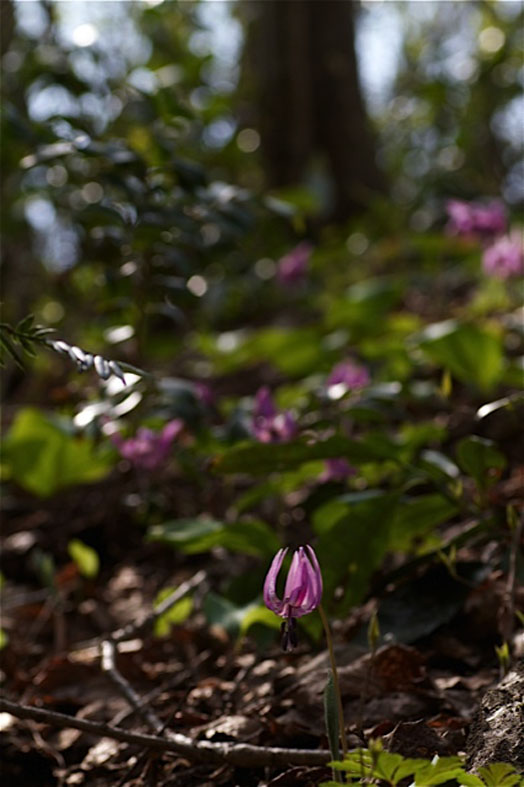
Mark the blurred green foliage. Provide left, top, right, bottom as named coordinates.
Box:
left=1, top=0, right=522, bottom=643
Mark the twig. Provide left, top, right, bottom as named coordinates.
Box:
left=0, top=698, right=331, bottom=768
left=100, top=640, right=163, bottom=734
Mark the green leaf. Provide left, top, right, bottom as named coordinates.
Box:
left=456, top=436, right=506, bottom=489
left=0, top=332, right=25, bottom=368
left=0, top=629, right=8, bottom=650
left=477, top=762, right=523, bottom=787
left=2, top=408, right=113, bottom=497
left=457, top=774, right=486, bottom=787
left=332, top=749, right=424, bottom=783
left=327, top=751, right=521, bottom=787
left=215, top=434, right=398, bottom=476
left=153, top=588, right=193, bottom=637
left=67, top=539, right=99, bottom=579
left=324, top=672, right=340, bottom=764
left=16, top=313, right=35, bottom=333
left=313, top=492, right=400, bottom=610
left=327, top=277, right=403, bottom=333
left=419, top=449, right=460, bottom=482
left=238, top=605, right=281, bottom=637
left=389, top=494, right=458, bottom=552
left=417, top=320, right=504, bottom=391
left=414, top=756, right=468, bottom=785
left=147, top=518, right=280, bottom=557
left=203, top=593, right=271, bottom=638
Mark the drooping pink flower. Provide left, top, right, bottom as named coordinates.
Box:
left=252, top=387, right=298, bottom=443
left=482, top=232, right=524, bottom=279
left=111, top=419, right=183, bottom=471
left=326, top=359, right=370, bottom=396
left=320, top=458, right=356, bottom=483
left=276, top=242, right=312, bottom=286
left=263, top=545, right=323, bottom=650
left=446, top=199, right=506, bottom=239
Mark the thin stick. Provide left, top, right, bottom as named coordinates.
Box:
left=100, top=639, right=163, bottom=734
left=318, top=604, right=348, bottom=758
left=0, top=698, right=331, bottom=768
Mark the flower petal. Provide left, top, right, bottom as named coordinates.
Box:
left=263, top=547, right=287, bottom=615
left=303, top=544, right=323, bottom=611
left=283, top=547, right=307, bottom=607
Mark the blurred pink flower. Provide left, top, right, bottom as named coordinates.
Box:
left=327, top=359, right=370, bottom=394
left=482, top=232, right=524, bottom=279
left=111, top=420, right=183, bottom=471
left=276, top=242, right=312, bottom=286
left=446, top=199, right=506, bottom=239
left=194, top=381, right=214, bottom=407
left=320, top=458, right=356, bottom=483
left=253, top=387, right=298, bottom=443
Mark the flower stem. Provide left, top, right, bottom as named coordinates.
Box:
left=318, top=603, right=348, bottom=759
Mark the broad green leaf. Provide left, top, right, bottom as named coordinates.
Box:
left=327, top=277, right=403, bottom=333
left=67, top=539, right=99, bottom=579
left=2, top=408, right=113, bottom=497
left=390, top=494, right=459, bottom=552
left=203, top=593, right=272, bottom=638
left=147, top=518, right=280, bottom=557
left=456, top=436, right=506, bottom=489
left=417, top=320, right=504, bottom=391
left=314, top=492, right=400, bottom=610
left=195, top=326, right=329, bottom=377
left=215, top=434, right=398, bottom=476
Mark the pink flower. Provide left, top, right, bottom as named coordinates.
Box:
left=263, top=545, right=322, bottom=650
left=194, top=382, right=214, bottom=408
left=446, top=199, right=506, bottom=239
left=252, top=387, right=298, bottom=443
left=320, top=458, right=356, bottom=483
left=482, top=232, right=524, bottom=279
left=111, top=419, right=183, bottom=471
left=326, top=359, right=370, bottom=395
left=276, top=242, right=312, bottom=286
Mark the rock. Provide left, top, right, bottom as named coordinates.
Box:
left=466, top=659, right=524, bottom=774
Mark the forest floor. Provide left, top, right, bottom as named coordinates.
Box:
left=1, top=470, right=522, bottom=787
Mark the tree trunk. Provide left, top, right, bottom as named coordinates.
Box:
left=242, top=0, right=385, bottom=222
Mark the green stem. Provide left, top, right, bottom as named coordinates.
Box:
left=318, top=603, right=348, bottom=759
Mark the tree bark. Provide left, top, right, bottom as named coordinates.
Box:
left=242, top=0, right=385, bottom=222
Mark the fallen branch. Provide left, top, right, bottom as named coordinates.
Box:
left=0, top=698, right=331, bottom=768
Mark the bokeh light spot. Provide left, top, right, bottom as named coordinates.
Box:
left=72, top=23, right=99, bottom=48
